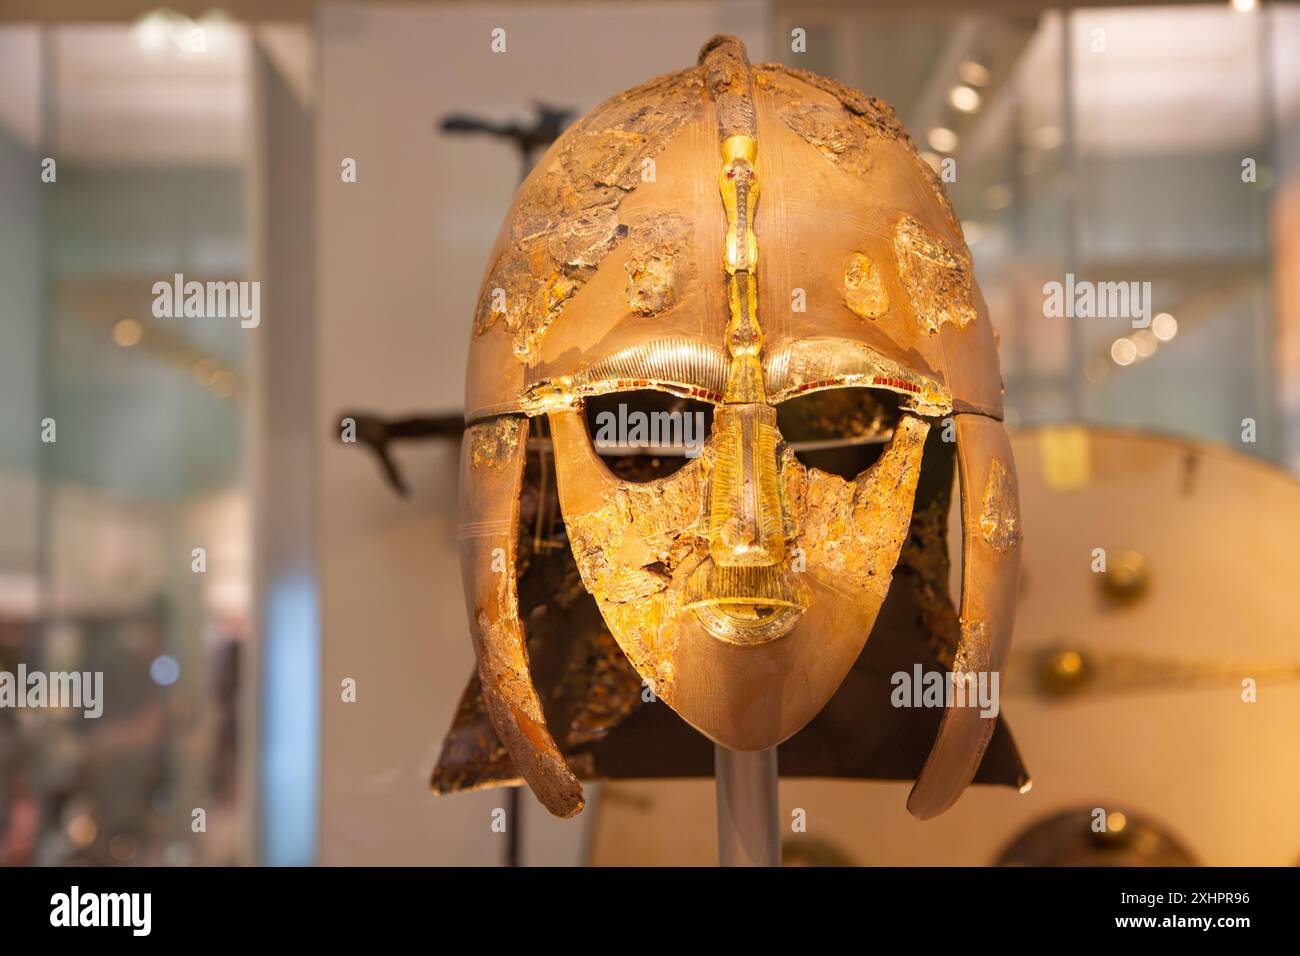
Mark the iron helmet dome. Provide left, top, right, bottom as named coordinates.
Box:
left=459, top=35, right=1021, bottom=821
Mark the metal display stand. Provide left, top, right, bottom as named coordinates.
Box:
left=714, top=745, right=780, bottom=867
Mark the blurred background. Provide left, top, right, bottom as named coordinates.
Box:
left=1, top=0, right=1298, bottom=867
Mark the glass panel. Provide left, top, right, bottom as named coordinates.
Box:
left=0, top=23, right=44, bottom=868
left=0, top=21, right=252, bottom=866
left=1070, top=6, right=1277, bottom=453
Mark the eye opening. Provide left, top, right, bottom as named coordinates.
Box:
left=776, top=387, right=902, bottom=480
left=583, top=390, right=714, bottom=481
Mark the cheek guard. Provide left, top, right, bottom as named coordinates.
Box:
left=909, top=414, right=1021, bottom=818
left=459, top=417, right=583, bottom=817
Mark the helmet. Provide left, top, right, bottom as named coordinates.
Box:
left=456, top=35, right=1020, bottom=820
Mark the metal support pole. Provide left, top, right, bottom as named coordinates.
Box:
left=714, top=745, right=780, bottom=867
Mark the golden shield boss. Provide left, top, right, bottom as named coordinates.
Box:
left=456, top=36, right=1021, bottom=820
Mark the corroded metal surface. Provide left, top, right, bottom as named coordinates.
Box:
left=471, top=68, right=704, bottom=363
left=776, top=99, right=874, bottom=177
left=979, top=459, right=1021, bottom=553
left=843, top=252, right=889, bottom=320
left=624, top=214, right=693, bottom=316
left=893, top=215, right=977, bottom=335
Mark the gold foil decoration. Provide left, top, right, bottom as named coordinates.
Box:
left=843, top=252, right=889, bottom=320
left=557, top=446, right=705, bottom=698
left=624, top=214, right=692, bottom=316
left=470, top=416, right=520, bottom=469
left=953, top=619, right=992, bottom=675
left=979, top=459, right=1021, bottom=552
left=473, top=69, right=705, bottom=362
left=893, top=215, right=976, bottom=334
left=777, top=100, right=872, bottom=177
left=783, top=416, right=931, bottom=588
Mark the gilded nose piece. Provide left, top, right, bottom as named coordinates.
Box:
left=695, top=402, right=804, bottom=644
left=719, top=516, right=755, bottom=551
left=706, top=404, right=786, bottom=567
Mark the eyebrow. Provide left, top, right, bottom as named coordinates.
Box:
left=528, top=337, right=730, bottom=409
left=520, top=335, right=951, bottom=416
left=764, top=338, right=952, bottom=413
